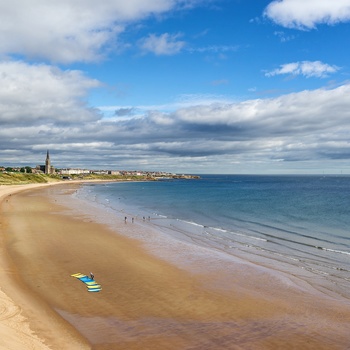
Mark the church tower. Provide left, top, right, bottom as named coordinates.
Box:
left=45, top=150, right=51, bottom=174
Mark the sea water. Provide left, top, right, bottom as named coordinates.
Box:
left=75, top=175, right=350, bottom=300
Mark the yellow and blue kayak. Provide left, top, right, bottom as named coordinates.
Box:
left=71, top=273, right=102, bottom=292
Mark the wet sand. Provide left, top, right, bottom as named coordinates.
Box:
left=1, top=183, right=350, bottom=349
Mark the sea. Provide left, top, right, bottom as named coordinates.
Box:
left=74, top=174, right=350, bottom=301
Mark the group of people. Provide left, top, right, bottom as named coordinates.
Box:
left=124, top=216, right=151, bottom=223
left=124, top=216, right=134, bottom=223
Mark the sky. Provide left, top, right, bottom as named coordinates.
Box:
left=1, top=0, right=350, bottom=174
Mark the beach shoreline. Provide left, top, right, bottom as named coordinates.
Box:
left=1, top=182, right=350, bottom=349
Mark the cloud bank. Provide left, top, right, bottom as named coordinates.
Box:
left=1, top=60, right=350, bottom=172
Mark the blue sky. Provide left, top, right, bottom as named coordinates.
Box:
left=1, top=0, right=350, bottom=174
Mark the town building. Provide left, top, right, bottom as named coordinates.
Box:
left=59, top=168, right=90, bottom=175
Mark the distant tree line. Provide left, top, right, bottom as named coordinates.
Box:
left=0, top=166, right=33, bottom=173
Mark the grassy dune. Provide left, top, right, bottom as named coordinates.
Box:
left=0, top=172, right=61, bottom=185
left=0, top=172, right=156, bottom=185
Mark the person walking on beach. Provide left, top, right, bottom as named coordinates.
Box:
left=90, top=272, right=94, bottom=280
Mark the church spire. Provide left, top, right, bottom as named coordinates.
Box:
left=45, top=150, right=51, bottom=174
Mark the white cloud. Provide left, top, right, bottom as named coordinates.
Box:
left=138, top=33, right=186, bottom=55
left=264, top=0, right=350, bottom=29
left=0, top=0, right=184, bottom=63
left=265, top=61, right=340, bottom=78
left=0, top=61, right=101, bottom=124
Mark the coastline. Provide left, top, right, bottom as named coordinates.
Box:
left=1, top=183, right=350, bottom=349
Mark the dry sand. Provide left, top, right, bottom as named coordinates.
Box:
left=1, top=183, right=350, bottom=349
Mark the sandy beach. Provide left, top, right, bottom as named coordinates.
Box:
left=1, top=183, right=350, bottom=349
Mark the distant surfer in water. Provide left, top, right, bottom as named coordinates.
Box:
left=90, top=272, right=94, bottom=280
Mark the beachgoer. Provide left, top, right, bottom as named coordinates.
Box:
left=90, top=272, right=94, bottom=280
